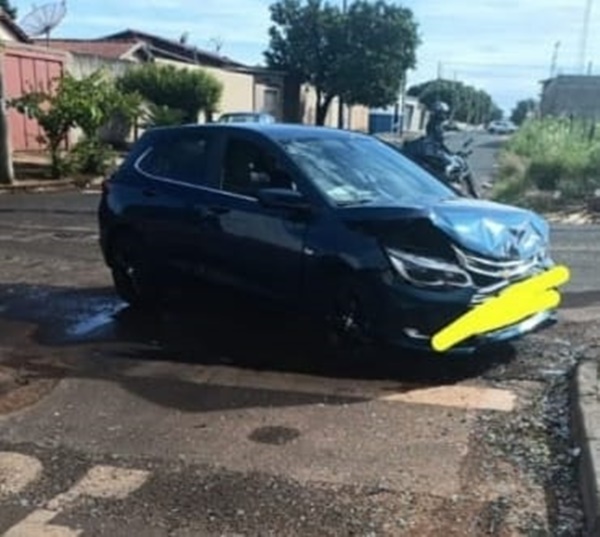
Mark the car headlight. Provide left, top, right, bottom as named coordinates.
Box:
left=386, top=249, right=473, bottom=288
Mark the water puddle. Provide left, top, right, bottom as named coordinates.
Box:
left=66, top=302, right=125, bottom=338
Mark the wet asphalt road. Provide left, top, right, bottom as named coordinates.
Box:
left=0, top=133, right=597, bottom=535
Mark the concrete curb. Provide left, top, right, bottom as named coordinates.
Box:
left=0, top=179, right=76, bottom=193
left=0, top=177, right=103, bottom=194
left=573, top=358, right=600, bottom=536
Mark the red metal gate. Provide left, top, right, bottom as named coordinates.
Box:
left=2, top=42, right=66, bottom=152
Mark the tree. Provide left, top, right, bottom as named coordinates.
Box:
left=265, top=0, right=420, bottom=125
left=0, top=0, right=17, bottom=19
left=408, top=79, right=501, bottom=125
left=117, top=64, right=223, bottom=124
left=10, top=71, right=140, bottom=178
left=510, top=98, right=537, bottom=126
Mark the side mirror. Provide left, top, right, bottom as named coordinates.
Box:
left=256, top=188, right=311, bottom=212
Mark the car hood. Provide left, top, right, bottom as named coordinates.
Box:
left=340, top=197, right=549, bottom=260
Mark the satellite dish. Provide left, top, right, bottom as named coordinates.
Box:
left=19, top=0, right=67, bottom=45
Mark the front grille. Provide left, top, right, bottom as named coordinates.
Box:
left=453, top=246, right=546, bottom=280
left=452, top=246, right=551, bottom=304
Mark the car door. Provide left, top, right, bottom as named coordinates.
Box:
left=132, top=128, right=223, bottom=279
left=200, top=131, right=310, bottom=300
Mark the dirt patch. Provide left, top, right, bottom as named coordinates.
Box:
left=0, top=364, right=60, bottom=415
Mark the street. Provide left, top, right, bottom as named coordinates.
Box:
left=0, top=133, right=597, bottom=535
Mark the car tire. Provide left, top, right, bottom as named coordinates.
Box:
left=326, top=279, right=376, bottom=357
left=109, top=232, right=160, bottom=308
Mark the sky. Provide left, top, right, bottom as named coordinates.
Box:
left=11, top=0, right=600, bottom=114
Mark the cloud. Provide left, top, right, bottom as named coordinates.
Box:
left=402, top=0, right=600, bottom=110
left=17, top=0, right=599, bottom=111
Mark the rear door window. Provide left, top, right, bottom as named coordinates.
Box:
left=137, top=133, right=213, bottom=187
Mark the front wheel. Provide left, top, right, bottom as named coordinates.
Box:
left=326, top=281, right=377, bottom=358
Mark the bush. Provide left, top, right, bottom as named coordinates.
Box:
left=492, top=175, right=528, bottom=203
left=69, top=139, right=115, bottom=176
left=493, top=118, right=600, bottom=206
left=10, top=71, right=140, bottom=178
left=527, top=160, right=562, bottom=191
left=491, top=151, right=529, bottom=202
left=497, top=151, right=527, bottom=181
left=117, top=64, right=222, bottom=124
left=143, top=103, right=186, bottom=128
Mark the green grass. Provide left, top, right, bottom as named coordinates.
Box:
left=492, top=118, right=600, bottom=209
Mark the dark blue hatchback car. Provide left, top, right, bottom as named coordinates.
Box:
left=98, top=124, right=555, bottom=352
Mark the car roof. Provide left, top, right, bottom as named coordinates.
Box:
left=220, top=112, right=262, bottom=116
left=147, top=123, right=368, bottom=142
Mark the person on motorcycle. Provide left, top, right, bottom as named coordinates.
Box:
left=425, top=101, right=451, bottom=150
left=423, top=100, right=479, bottom=198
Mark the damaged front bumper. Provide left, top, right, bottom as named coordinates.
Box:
left=398, top=309, right=557, bottom=354
left=374, top=265, right=569, bottom=354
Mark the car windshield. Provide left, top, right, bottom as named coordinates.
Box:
left=280, top=136, right=457, bottom=206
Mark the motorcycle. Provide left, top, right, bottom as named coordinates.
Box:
left=401, top=135, right=479, bottom=198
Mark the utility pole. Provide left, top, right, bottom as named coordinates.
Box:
left=337, top=0, right=347, bottom=129
left=550, top=41, right=561, bottom=78
left=579, top=0, right=594, bottom=74
left=452, top=71, right=458, bottom=120
left=0, top=48, right=14, bottom=185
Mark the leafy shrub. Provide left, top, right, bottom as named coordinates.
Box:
left=143, top=103, right=186, bottom=127
left=69, top=139, right=115, bottom=176
left=492, top=175, right=528, bottom=203
left=527, top=160, right=563, bottom=191
left=493, top=118, right=600, bottom=206
left=498, top=151, right=528, bottom=181
left=10, top=71, right=140, bottom=178
left=117, top=64, right=222, bottom=124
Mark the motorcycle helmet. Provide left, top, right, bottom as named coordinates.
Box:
left=431, top=101, right=450, bottom=120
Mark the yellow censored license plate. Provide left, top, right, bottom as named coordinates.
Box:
left=431, top=265, right=571, bottom=352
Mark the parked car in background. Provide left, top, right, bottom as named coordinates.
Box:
left=217, top=112, right=276, bottom=124
left=488, top=120, right=517, bottom=135
left=443, top=120, right=461, bottom=132
left=99, top=124, right=558, bottom=353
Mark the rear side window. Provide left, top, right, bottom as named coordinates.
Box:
left=137, top=134, right=211, bottom=186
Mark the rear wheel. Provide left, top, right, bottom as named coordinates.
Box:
left=109, top=233, right=159, bottom=308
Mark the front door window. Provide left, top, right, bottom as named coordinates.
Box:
left=221, top=138, right=294, bottom=197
